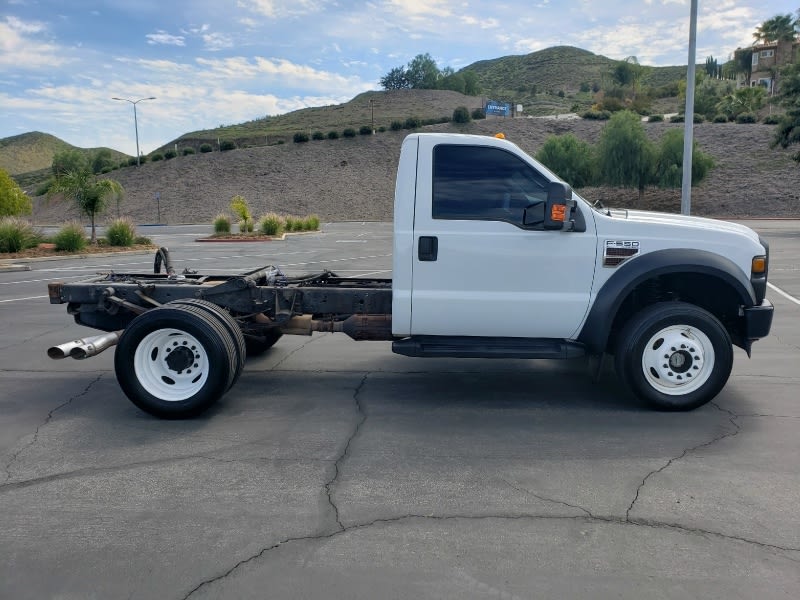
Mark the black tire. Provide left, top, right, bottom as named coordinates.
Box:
left=614, top=302, right=733, bottom=411
left=114, top=305, right=238, bottom=419
left=166, top=299, right=246, bottom=389
left=244, top=330, right=283, bottom=357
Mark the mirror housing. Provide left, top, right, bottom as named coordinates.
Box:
left=543, top=182, right=574, bottom=230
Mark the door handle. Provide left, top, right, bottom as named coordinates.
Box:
left=418, top=236, right=438, bottom=261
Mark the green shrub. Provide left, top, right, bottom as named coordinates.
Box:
left=452, top=106, right=471, bottom=124
left=582, top=110, right=611, bottom=120
left=213, top=213, right=231, bottom=234
left=182, top=147, right=195, bottom=156
left=283, top=216, right=297, bottom=232
left=127, top=157, right=139, bottom=166
left=327, top=130, right=340, bottom=140
left=105, top=217, right=137, bottom=247
left=239, top=217, right=254, bottom=233
left=164, top=150, right=177, bottom=160
left=35, top=179, right=53, bottom=197
left=53, top=222, right=87, bottom=252
left=0, top=218, right=40, bottom=253
left=312, top=131, right=325, bottom=140
left=762, top=114, right=781, bottom=125
left=200, top=143, right=213, bottom=153
left=342, top=128, right=356, bottom=138
left=404, top=117, right=420, bottom=129
left=259, top=213, right=284, bottom=236
left=471, top=108, right=486, bottom=120
left=736, top=112, right=757, bottom=123
left=713, top=114, right=729, bottom=123
left=648, top=114, right=664, bottom=122
left=150, top=153, right=164, bottom=162
left=134, top=236, right=152, bottom=245
left=390, top=120, right=404, bottom=131
left=670, top=114, right=685, bottom=123
left=293, top=132, right=310, bottom=143
left=359, top=125, right=373, bottom=135
left=535, top=134, right=596, bottom=188
left=378, top=126, right=386, bottom=133
left=101, top=166, right=113, bottom=174
left=304, top=214, right=320, bottom=231
left=219, top=140, right=236, bottom=151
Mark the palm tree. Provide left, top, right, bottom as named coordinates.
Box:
left=753, top=14, right=797, bottom=45
left=48, top=169, right=124, bottom=243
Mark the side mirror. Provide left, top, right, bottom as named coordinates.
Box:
left=543, top=182, right=573, bottom=230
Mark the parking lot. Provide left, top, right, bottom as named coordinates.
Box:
left=1, top=221, right=798, bottom=599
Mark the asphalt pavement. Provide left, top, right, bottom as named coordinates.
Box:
left=1, top=221, right=798, bottom=599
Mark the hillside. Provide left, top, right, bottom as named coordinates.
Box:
left=29, top=115, right=799, bottom=226
left=0, top=131, right=127, bottom=177
left=461, top=46, right=686, bottom=115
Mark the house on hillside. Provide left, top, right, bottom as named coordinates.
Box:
left=741, top=40, right=799, bottom=93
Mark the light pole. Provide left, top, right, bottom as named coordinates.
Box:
left=112, top=96, right=156, bottom=166
left=369, top=98, right=375, bottom=134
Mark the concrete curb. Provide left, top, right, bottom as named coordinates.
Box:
left=0, top=248, right=155, bottom=268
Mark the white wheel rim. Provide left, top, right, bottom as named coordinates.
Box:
left=133, top=328, right=209, bottom=402
left=641, top=325, right=715, bottom=396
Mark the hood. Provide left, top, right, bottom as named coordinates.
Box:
left=607, top=209, right=761, bottom=243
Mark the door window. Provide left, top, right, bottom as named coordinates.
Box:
left=432, top=144, right=549, bottom=226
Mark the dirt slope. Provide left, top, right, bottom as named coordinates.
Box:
left=30, top=119, right=799, bottom=225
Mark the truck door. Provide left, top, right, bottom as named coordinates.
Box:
left=410, top=139, right=597, bottom=339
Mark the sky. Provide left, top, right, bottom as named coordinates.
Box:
left=1, top=0, right=797, bottom=155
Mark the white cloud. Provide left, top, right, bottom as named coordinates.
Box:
left=238, top=0, right=329, bottom=18
left=146, top=31, right=186, bottom=46
left=203, top=32, right=234, bottom=51
left=0, top=18, right=69, bottom=69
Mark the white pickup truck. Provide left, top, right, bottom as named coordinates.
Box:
left=48, top=132, right=774, bottom=418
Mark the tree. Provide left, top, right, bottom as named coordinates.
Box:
left=51, top=149, right=87, bottom=178
left=654, top=129, right=714, bottom=188
left=405, top=53, right=440, bottom=89
left=596, top=110, right=656, bottom=204
left=462, top=71, right=481, bottom=95
left=0, top=169, right=32, bottom=216
left=379, top=66, right=409, bottom=90
left=771, top=62, right=800, bottom=161
left=48, top=169, right=124, bottom=243
left=753, top=14, right=798, bottom=44
left=535, top=134, right=596, bottom=188
left=91, top=149, right=115, bottom=174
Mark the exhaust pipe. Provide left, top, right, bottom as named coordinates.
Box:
left=48, top=331, right=122, bottom=360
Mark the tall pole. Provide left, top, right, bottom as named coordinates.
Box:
left=681, top=0, right=698, bottom=215
left=112, top=96, right=156, bottom=166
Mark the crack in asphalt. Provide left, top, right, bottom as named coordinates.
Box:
left=180, top=511, right=800, bottom=599
left=324, top=373, right=369, bottom=531
left=500, top=478, right=594, bottom=518
left=1, top=374, right=103, bottom=485
left=268, top=334, right=324, bottom=371
left=625, top=401, right=742, bottom=521
left=0, top=453, right=336, bottom=493
left=0, top=323, right=75, bottom=352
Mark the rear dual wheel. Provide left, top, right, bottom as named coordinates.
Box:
left=115, top=303, right=244, bottom=419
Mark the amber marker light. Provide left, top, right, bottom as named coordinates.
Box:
left=752, top=256, right=767, bottom=275
left=494, top=133, right=505, bottom=139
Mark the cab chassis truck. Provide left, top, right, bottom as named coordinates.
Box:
left=47, top=133, right=774, bottom=418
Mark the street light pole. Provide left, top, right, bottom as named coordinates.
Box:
left=112, top=96, right=156, bottom=166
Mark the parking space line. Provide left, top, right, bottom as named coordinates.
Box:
left=768, top=282, right=800, bottom=306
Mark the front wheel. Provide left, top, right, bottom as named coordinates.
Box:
left=114, top=305, right=240, bottom=418
left=615, top=302, right=733, bottom=411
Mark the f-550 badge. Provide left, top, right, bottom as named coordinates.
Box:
left=604, top=240, right=640, bottom=267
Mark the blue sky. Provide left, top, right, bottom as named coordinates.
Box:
left=1, top=0, right=796, bottom=155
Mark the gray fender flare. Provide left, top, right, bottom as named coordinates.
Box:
left=577, top=248, right=755, bottom=354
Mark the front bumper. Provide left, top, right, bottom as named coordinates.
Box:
left=744, top=299, right=774, bottom=340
